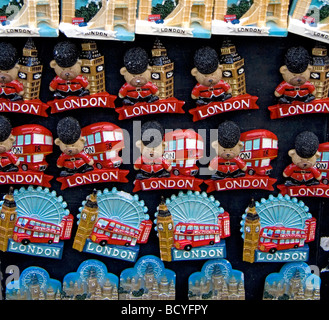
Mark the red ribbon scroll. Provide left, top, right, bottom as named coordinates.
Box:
left=278, top=184, right=329, bottom=198
left=48, top=92, right=116, bottom=114
left=0, top=99, right=49, bottom=117
left=0, top=171, right=52, bottom=187
left=115, top=98, right=185, bottom=120
left=268, top=98, right=329, bottom=119
left=205, top=176, right=276, bottom=193
left=133, top=176, right=203, bottom=192
left=57, top=168, right=129, bottom=190
left=189, top=94, right=259, bottom=122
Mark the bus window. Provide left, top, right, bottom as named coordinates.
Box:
left=16, top=135, right=24, bottom=145
left=177, top=139, right=184, bottom=150
left=194, top=225, right=199, bottom=230
left=33, top=134, right=44, bottom=144
left=272, top=140, right=278, bottom=149
left=187, top=225, right=193, bottom=232
left=200, top=226, right=204, bottom=230
left=280, top=240, right=285, bottom=244
left=45, top=136, right=52, bottom=145
left=176, top=225, right=181, bottom=232
left=97, top=229, right=104, bottom=234
left=179, top=236, right=185, bottom=240
left=180, top=225, right=186, bottom=233
left=185, top=159, right=194, bottom=167
left=272, top=240, right=278, bottom=244
left=87, top=134, right=94, bottom=145
left=106, top=151, right=116, bottom=159
left=262, top=138, right=272, bottom=149
left=245, top=141, right=252, bottom=151
left=194, top=236, right=200, bottom=241
left=25, top=135, right=31, bottom=145
left=253, top=139, right=260, bottom=150
left=33, top=154, right=44, bottom=163
left=103, top=131, right=115, bottom=142
left=114, top=131, right=123, bottom=141
left=261, top=159, right=270, bottom=167
left=186, top=139, right=196, bottom=149
left=197, top=140, right=204, bottom=150
left=187, top=236, right=192, bottom=240
left=112, top=234, right=117, bottom=239
left=95, top=132, right=102, bottom=144
left=200, top=235, right=204, bottom=241
left=169, top=140, right=176, bottom=151
left=322, top=152, right=329, bottom=161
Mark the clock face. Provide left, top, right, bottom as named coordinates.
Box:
left=168, top=223, right=173, bottom=230
left=158, top=223, right=163, bottom=231
left=1, top=213, right=5, bottom=220
left=245, top=226, right=251, bottom=233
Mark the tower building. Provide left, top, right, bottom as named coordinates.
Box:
left=73, top=189, right=98, bottom=252
left=18, top=38, right=43, bottom=101
left=310, top=44, right=329, bottom=99
left=242, top=199, right=261, bottom=263
left=220, top=40, right=246, bottom=97
left=156, top=197, right=174, bottom=262
left=149, top=39, right=174, bottom=100
left=80, top=41, right=105, bottom=95
left=0, top=187, right=17, bottom=252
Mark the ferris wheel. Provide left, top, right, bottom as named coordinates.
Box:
left=162, top=191, right=225, bottom=226
left=78, top=187, right=149, bottom=229
left=2, top=186, right=70, bottom=225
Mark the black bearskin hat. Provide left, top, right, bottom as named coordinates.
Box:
left=284, top=47, right=310, bottom=74
left=0, top=42, right=18, bottom=71
left=217, top=121, right=241, bottom=149
left=141, top=121, right=164, bottom=147
left=53, top=41, right=80, bottom=68
left=57, top=117, right=81, bottom=145
left=0, top=116, right=12, bottom=142
left=124, top=47, right=149, bottom=74
left=194, top=47, right=219, bottom=75
left=295, top=131, right=319, bottom=158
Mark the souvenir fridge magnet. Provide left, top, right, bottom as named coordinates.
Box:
left=0, top=186, right=73, bottom=259
left=277, top=131, right=329, bottom=198
left=188, top=259, right=245, bottom=300
left=0, top=40, right=49, bottom=117
left=133, top=122, right=204, bottom=192
left=154, top=191, right=230, bottom=262
left=6, top=266, right=62, bottom=300
left=211, top=0, right=289, bottom=36
left=57, top=120, right=128, bottom=190
left=288, top=0, right=329, bottom=44
left=263, top=262, right=320, bottom=300
left=188, top=43, right=259, bottom=122
left=0, top=117, right=53, bottom=187
left=119, top=255, right=175, bottom=300
left=205, top=121, right=278, bottom=192
left=60, top=0, right=137, bottom=41
left=0, top=0, right=59, bottom=37
left=116, top=44, right=184, bottom=120
left=73, top=188, right=152, bottom=262
left=62, top=259, right=119, bottom=300
left=47, top=41, right=115, bottom=114
left=268, top=46, right=329, bottom=119
left=135, top=0, right=212, bottom=38
left=241, top=195, right=316, bottom=263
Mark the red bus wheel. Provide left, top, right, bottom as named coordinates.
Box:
left=269, top=248, right=277, bottom=254
left=209, top=241, right=214, bottom=245
left=48, top=240, right=53, bottom=244
left=173, top=169, right=180, bottom=176
left=184, top=244, right=192, bottom=251
left=21, top=164, right=28, bottom=171
left=96, top=163, right=103, bottom=169
left=99, top=240, right=107, bottom=246
left=125, top=242, right=130, bottom=247
left=22, top=239, right=30, bottom=245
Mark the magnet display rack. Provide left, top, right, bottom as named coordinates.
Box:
left=0, top=31, right=329, bottom=302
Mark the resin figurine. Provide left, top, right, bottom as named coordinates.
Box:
left=275, top=47, right=316, bottom=104
left=119, top=47, right=159, bottom=106
left=209, top=121, right=246, bottom=180
left=0, top=42, right=24, bottom=102
left=134, top=121, right=171, bottom=180
left=191, top=46, right=232, bottom=106
left=0, top=116, right=19, bottom=172
left=49, top=41, right=90, bottom=100
left=283, top=131, right=321, bottom=187
left=55, top=117, right=94, bottom=177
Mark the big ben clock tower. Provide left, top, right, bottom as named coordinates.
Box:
left=242, top=199, right=261, bottom=263
left=156, top=197, right=174, bottom=262
left=0, top=187, right=17, bottom=252
left=73, top=189, right=98, bottom=252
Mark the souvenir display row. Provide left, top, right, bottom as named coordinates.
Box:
left=2, top=0, right=329, bottom=42
left=0, top=187, right=322, bottom=300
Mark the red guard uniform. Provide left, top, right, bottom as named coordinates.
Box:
left=57, top=152, right=93, bottom=171
left=192, top=81, right=231, bottom=100
left=283, top=163, right=321, bottom=183
left=50, top=75, right=89, bottom=94
left=0, top=81, right=24, bottom=96
left=0, top=152, right=18, bottom=168
left=134, top=156, right=171, bottom=174
left=275, top=81, right=315, bottom=100
left=119, top=82, right=158, bottom=100
left=209, top=156, right=246, bottom=174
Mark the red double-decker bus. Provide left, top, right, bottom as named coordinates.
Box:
left=13, top=214, right=74, bottom=245
left=90, top=217, right=152, bottom=247
left=258, top=217, right=316, bottom=253
left=173, top=211, right=230, bottom=251
left=81, top=122, right=124, bottom=170
left=316, top=142, right=329, bottom=184
left=239, top=129, right=278, bottom=176
left=163, top=129, right=204, bottom=176
left=11, top=124, right=53, bottom=172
